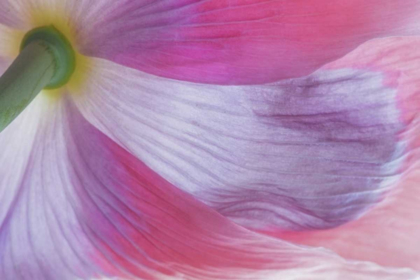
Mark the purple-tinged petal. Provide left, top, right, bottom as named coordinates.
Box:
left=1, top=93, right=415, bottom=280
left=0, top=2, right=20, bottom=26
left=268, top=37, right=420, bottom=271
left=0, top=96, right=99, bottom=280
left=73, top=57, right=407, bottom=232
left=79, top=0, right=420, bottom=84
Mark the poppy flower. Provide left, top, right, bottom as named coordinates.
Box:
left=0, top=1, right=419, bottom=280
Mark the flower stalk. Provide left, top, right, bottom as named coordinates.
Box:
left=0, top=41, right=55, bottom=132
left=0, top=26, right=75, bottom=132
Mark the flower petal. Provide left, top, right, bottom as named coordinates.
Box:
left=0, top=2, right=19, bottom=26
left=268, top=37, right=420, bottom=271
left=0, top=23, right=18, bottom=59
left=2, top=1, right=420, bottom=84
left=73, top=58, right=407, bottom=233
left=276, top=167, right=420, bottom=271
left=0, top=96, right=102, bottom=279
left=1, top=94, right=415, bottom=280
left=0, top=58, right=7, bottom=73
left=79, top=0, right=420, bottom=84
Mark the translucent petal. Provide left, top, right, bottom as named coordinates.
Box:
left=73, top=58, right=408, bottom=231
left=271, top=37, right=420, bottom=271
left=1, top=94, right=414, bottom=279
left=80, top=0, right=420, bottom=84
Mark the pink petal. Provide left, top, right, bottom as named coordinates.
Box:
left=73, top=58, right=408, bottom=233
left=79, top=0, right=420, bottom=84
left=270, top=37, right=420, bottom=271
left=2, top=1, right=420, bottom=84
left=1, top=94, right=415, bottom=279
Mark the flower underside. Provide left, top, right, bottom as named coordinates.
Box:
left=0, top=25, right=77, bottom=132
left=21, top=25, right=76, bottom=89
left=0, top=1, right=420, bottom=280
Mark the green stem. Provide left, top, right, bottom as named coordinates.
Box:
left=0, top=41, right=55, bottom=132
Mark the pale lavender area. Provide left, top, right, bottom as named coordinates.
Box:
left=75, top=61, right=405, bottom=232
left=1, top=95, right=409, bottom=280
